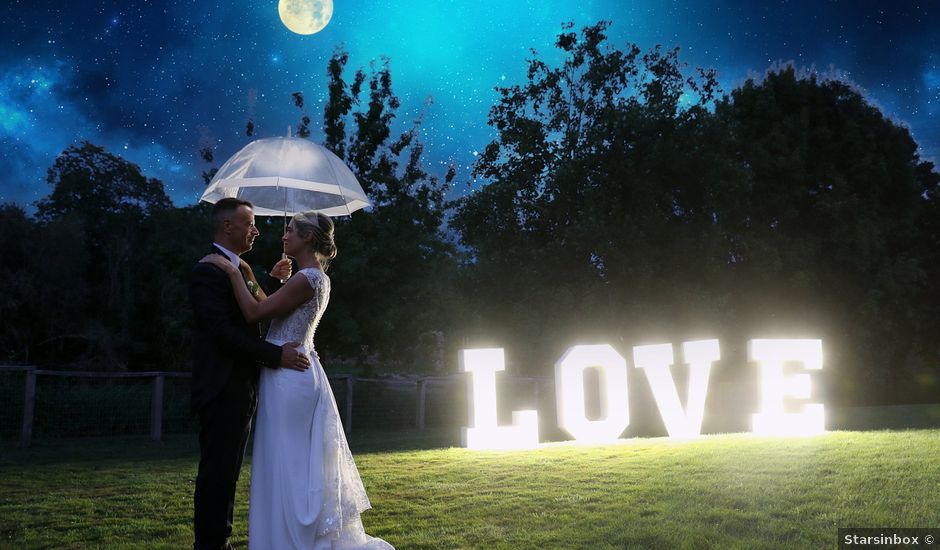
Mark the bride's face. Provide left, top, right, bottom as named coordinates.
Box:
left=282, top=222, right=304, bottom=256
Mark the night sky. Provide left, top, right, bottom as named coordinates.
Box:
left=2, top=0, right=938, bottom=211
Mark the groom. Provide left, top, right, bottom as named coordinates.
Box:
left=190, top=197, right=310, bottom=550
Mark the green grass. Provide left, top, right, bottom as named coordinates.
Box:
left=2, top=427, right=939, bottom=549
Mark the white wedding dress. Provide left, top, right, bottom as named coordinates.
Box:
left=248, top=268, right=393, bottom=550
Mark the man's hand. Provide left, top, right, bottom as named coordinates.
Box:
left=279, top=342, right=310, bottom=371
left=270, top=258, right=292, bottom=281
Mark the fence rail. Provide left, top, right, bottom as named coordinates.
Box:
left=1, top=366, right=550, bottom=448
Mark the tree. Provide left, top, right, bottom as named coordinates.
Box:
left=34, top=142, right=172, bottom=369
left=36, top=141, right=171, bottom=222
left=199, top=146, right=218, bottom=185
left=450, top=21, right=940, bottom=406
left=451, top=21, right=724, bottom=372
left=0, top=205, right=40, bottom=362
left=304, top=50, right=459, bottom=371
left=135, top=203, right=213, bottom=369
left=714, top=66, right=940, bottom=402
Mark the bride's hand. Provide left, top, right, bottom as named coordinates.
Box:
left=200, top=254, right=239, bottom=275
left=270, top=258, right=292, bottom=281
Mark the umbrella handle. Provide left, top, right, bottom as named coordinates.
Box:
left=280, top=209, right=288, bottom=283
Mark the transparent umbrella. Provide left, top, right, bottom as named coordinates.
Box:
left=199, top=135, right=370, bottom=217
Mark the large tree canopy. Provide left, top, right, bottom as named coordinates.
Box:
left=451, top=22, right=940, bottom=404
left=452, top=21, right=729, bottom=368
left=29, top=141, right=172, bottom=368
left=713, top=67, right=940, bottom=398
left=36, top=141, right=171, bottom=222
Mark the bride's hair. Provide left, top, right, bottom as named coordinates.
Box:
left=291, top=211, right=337, bottom=270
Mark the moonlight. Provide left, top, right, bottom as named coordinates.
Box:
left=278, top=0, right=333, bottom=35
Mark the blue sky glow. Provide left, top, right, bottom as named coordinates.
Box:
left=1, top=0, right=937, bottom=209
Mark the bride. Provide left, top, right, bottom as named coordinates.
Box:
left=201, top=211, right=393, bottom=550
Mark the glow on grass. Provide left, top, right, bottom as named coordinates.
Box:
left=750, top=339, right=825, bottom=436
left=633, top=339, right=719, bottom=438
left=459, top=348, right=538, bottom=450
left=555, top=345, right=629, bottom=443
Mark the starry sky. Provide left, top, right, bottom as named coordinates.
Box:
left=1, top=0, right=938, bottom=211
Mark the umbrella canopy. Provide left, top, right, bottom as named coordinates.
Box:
left=199, top=137, right=370, bottom=216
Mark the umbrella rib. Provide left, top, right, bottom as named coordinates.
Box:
left=324, top=154, right=351, bottom=216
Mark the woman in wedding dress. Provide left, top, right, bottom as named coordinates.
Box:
left=201, top=211, right=393, bottom=550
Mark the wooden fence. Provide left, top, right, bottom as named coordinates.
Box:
left=1, top=366, right=521, bottom=448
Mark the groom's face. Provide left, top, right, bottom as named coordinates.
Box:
left=228, top=205, right=260, bottom=254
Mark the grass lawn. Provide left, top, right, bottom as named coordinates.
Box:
left=1, top=427, right=939, bottom=549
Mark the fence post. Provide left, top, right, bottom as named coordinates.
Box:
left=150, top=375, right=165, bottom=442
left=19, top=368, right=36, bottom=448
left=416, top=379, right=427, bottom=430
left=343, top=376, right=354, bottom=433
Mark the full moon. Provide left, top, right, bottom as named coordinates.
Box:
left=278, top=0, right=333, bottom=35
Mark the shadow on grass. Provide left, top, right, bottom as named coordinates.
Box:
left=0, top=428, right=461, bottom=467
left=347, top=427, right=460, bottom=454
left=0, top=434, right=200, bottom=467
left=3, top=403, right=940, bottom=467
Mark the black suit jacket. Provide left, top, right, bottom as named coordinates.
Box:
left=189, top=246, right=282, bottom=413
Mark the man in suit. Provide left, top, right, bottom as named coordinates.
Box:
left=190, top=197, right=310, bottom=550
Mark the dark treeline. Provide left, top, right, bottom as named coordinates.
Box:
left=2, top=22, right=938, bottom=406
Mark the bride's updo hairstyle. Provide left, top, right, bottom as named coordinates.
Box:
left=292, top=211, right=337, bottom=270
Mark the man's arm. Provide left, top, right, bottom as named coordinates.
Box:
left=190, top=263, right=282, bottom=368
left=259, top=273, right=283, bottom=296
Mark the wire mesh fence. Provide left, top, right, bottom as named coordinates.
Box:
left=2, top=366, right=550, bottom=447
left=0, top=368, right=26, bottom=440
left=33, top=375, right=152, bottom=438
left=347, top=378, right=417, bottom=431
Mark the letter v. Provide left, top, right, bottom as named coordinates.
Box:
left=632, top=340, right=720, bottom=438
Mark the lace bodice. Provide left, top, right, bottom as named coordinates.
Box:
left=265, top=268, right=330, bottom=350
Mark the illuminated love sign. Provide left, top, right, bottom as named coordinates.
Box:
left=460, top=339, right=824, bottom=450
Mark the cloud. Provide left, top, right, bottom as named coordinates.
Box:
left=0, top=59, right=187, bottom=210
